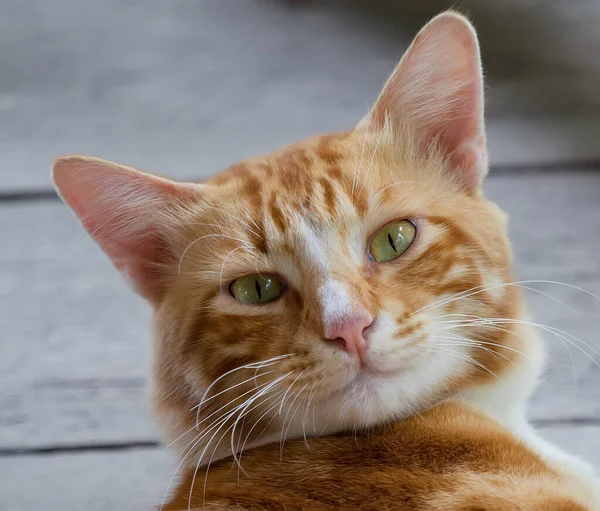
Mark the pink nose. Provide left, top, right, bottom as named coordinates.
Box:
left=324, top=312, right=373, bottom=362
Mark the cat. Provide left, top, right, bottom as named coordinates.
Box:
left=51, top=10, right=599, bottom=506
left=163, top=401, right=597, bottom=510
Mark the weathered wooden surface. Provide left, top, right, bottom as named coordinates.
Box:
left=0, top=449, right=176, bottom=511
left=1, top=0, right=600, bottom=192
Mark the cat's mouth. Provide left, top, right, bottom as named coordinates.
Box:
left=333, top=362, right=402, bottom=398
left=330, top=346, right=426, bottom=399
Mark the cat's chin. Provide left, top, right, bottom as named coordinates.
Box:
left=334, top=365, right=404, bottom=399
left=306, top=347, right=467, bottom=434
left=306, top=371, right=417, bottom=432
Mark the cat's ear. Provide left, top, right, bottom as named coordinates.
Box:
left=52, top=156, right=203, bottom=301
left=360, top=12, right=487, bottom=191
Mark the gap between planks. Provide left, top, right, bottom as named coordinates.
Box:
left=1, top=417, right=599, bottom=457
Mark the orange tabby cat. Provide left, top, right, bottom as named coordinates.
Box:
left=51, top=11, right=599, bottom=508
left=164, top=402, right=596, bottom=510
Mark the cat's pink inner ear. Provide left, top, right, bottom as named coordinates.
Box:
left=362, top=12, right=487, bottom=191
left=52, top=156, right=200, bottom=300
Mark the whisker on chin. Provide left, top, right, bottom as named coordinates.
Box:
left=160, top=391, right=256, bottom=511
left=238, top=375, right=317, bottom=470
left=159, top=360, right=294, bottom=511
left=306, top=380, right=319, bottom=435
left=229, top=372, right=294, bottom=470
left=187, top=372, right=292, bottom=511
left=203, top=389, right=288, bottom=504
left=236, top=390, right=291, bottom=472
left=415, top=353, right=463, bottom=401
left=163, top=371, right=279, bottom=457
left=278, top=370, right=305, bottom=415
left=192, top=370, right=276, bottom=410
left=279, top=383, right=303, bottom=455
left=407, top=403, right=433, bottom=430
left=302, top=391, right=311, bottom=450
left=280, top=382, right=311, bottom=460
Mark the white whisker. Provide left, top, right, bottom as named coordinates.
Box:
left=278, top=370, right=305, bottom=415
left=280, top=382, right=310, bottom=459
left=201, top=204, right=262, bottom=239
left=359, top=116, right=387, bottom=194
left=205, top=389, right=286, bottom=499
left=241, top=209, right=262, bottom=233
left=187, top=373, right=290, bottom=510
left=178, top=233, right=254, bottom=274
left=279, top=383, right=303, bottom=457
left=369, top=180, right=420, bottom=204
left=218, top=245, right=250, bottom=291
left=229, top=371, right=293, bottom=470
left=193, top=354, right=294, bottom=414
left=352, top=126, right=369, bottom=195
left=236, top=389, right=292, bottom=474
left=426, top=346, right=501, bottom=380
left=434, top=336, right=515, bottom=365
left=412, top=279, right=600, bottom=318
left=195, top=371, right=275, bottom=410
left=163, top=372, right=277, bottom=456
left=160, top=386, right=265, bottom=511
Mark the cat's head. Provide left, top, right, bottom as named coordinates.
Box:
left=53, top=12, right=525, bottom=463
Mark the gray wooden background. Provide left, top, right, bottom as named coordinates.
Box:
left=1, top=1, right=599, bottom=510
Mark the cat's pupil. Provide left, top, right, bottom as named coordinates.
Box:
left=387, top=233, right=397, bottom=252
left=255, top=279, right=262, bottom=300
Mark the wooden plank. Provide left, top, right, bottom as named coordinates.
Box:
left=1, top=172, right=599, bottom=449
left=537, top=425, right=600, bottom=468
left=0, top=449, right=175, bottom=511
left=0, top=201, right=156, bottom=448
left=0, top=424, right=598, bottom=511
left=2, top=0, right=600, bottom=191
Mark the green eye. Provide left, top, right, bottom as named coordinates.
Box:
left=370, top=220, right=416, bottom=262
left=229, top=274, right=284, bottom=305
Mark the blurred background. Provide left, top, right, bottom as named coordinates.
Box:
left=1, top=1, right=599, bottom=509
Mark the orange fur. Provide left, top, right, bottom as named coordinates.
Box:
left=147, top=124, right=521, bottom=463
left=164, top=402, right=594, bottom=510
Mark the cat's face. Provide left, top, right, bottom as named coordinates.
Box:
left=53, top=12, right=523, bottom=463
